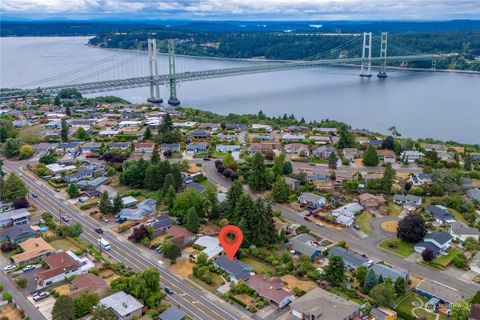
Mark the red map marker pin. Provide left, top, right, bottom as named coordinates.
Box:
left=218, top=225, right=243, bottom=261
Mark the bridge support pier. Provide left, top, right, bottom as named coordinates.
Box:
left=167, top=39, right=180, bottom=106
left=360, top=32, right=373, bottom=77
left=147, top=38, right=163, bottom=104
left=377, top=32, right=388, bottom=78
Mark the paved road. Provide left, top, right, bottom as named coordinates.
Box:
left=4, top=161, right=250, bottom=320
left=202, top=161, right=480, bottom=297
left=290, top=161, right=423, bottom=174
left=0, top=271, right=46, bottom=320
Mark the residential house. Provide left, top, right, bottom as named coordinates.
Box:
left=160, top=143, right=180, bottom=153
left=215, top=145, right=241, bottom=153
left=305, top=170, right=329, bottom=183
left=312, top=127, right=338, bottom=135
left=213, top=255, right=252, bottom=282
left=67, top=273, right=110, bottom=299
left=328, top=247, right=371, bottom=270
left=450, top=222, right=480, bottom=242
left=310, top=136, right=331, bottom=145
left=166, top=225, right=196, bottom=247
left=173, top=121, right=198, bottom=129
left=416, top=279, right=463, bottom=308
left=415, top=231, right=453, bottom=256
left=287, top=233, right=323, bottom=259
left=35, top=251, right=82, bottom=289
left=343, top=148, right=362, bottom=161
left=312, top=146, right=336, bottom=159
left=287, top=125, right=308, bottom=133
left=76, top=176, right=109, bottom=190
left=118, top=120, right=142, bottom=128
left=98, top=129, right=120, bottom=137
left=289, top=287, right=359, bottom=320
left=252, top=124, right=273, bottom=132
left=217, top=133, right=239, bottom=142
left=335, top=171, right=353, bottom=183
left=118, top=199, right=157, bottom=221
left=284, top=177, right=301, bottom=191
left=368, top=139, right=384, bottom=148
left=188, top=129, right=210, bottom=140
left=359, top=193, right=386, bottom=209
left=377, top=150, right=396, bottom=163
left=426, top=205, right=455, bottom=225
left=64, top=167, right=94, bottom=183
left=247, top=275, right=293, bottom=309
left=56, top=142, right=79, bottom=153
left=12, top=237, right=55, bottom=265
left=109, top=142, right=130, bottom=151
left=401, top=150, right=425, bottom=163
left=46, top=163, right=76, bottom=174
left=370, top=307, right=397, bottom=320
left=45, top=120, right=62, bottom=130
left=370, top=263, right=409, bottom=283
left=134, top=142, right=155, bottom=153
left=100, top=291, right=143, bottom=320
left=0, top=208, right=30, bottom=228
left=298, top=193, right=326, bottom=210
left=0, top=225, right=37, bottom=244
left=159, top=306, right=186, bottom=320
left=186, top=142, right=208, bottom=154
left=0, top=200, right=13, bottom=213
left=82, top=142, right=102, bottom=154
left=467, top=188, right=480, bottom=202
left=194, top=236, right=224, bottom=260
left=284, top=143, right=310, bottom=156
left=282, top=134, right=306, bottom=142
left=410, top=173, right=433, bottom=186
left=151, top=215, right=173, bottom=236
left=332, top=203, right=364, bottom=227
left=121, top=196, right=138, bottom=208
left=393, top=194, right=422, bottom=206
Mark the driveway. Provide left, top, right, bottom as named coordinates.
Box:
left=28, top=295, right=55, bottom=320
left=14, top=266, right=46, bottom=295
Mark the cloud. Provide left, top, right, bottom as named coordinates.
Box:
left=1, top=0, right=480, bottom=19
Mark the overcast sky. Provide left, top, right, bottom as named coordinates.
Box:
left=2, top=0, right=480, bottom=20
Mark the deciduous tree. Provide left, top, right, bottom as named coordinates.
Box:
left=369, top=282, right=396, bottom=307
left=3, top=173, right=28, bottom=202
left=271, top=177, right=290, bottom=203
left=322, top=255, right=346, bottom=285
left=184, top=207, right=200, bottom=233
left=397, top=214, right=426, bottom=243
left=52, top=295, right=75, bottom=320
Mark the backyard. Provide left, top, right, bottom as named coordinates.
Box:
left=378, top=238, right=414, bottom=257
left=240, top=256, right=275, bottom=275
left=396, top=293, right=447, bottom=320
left=49, top=238, right=83, bottom=253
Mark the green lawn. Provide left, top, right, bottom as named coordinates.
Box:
left=240, top=256, right=275, bottom=275
left=356, top=212, right=374, bottom=235
left=396, top=293, right=421, bottom=317
left=384, top=203, right=402, bottom=217
left=199, top=179, right=216, bottom=190
left=434, top=247, right=463, bottom=267
left=449, top=208, right=468, bottom=224
left=118, top=188, right=163, bottom=202
left=49, top=238, right=83, bottom=252
left=310, top=158, right=328, bottom=164
left=188, top=273, right=225, bottom=292
left=378, top=238, right=414, bottom=257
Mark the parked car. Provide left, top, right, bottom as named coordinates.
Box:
left=33, top=291, right=50, bottom=301
left=315, top=222, right=324, bottom=227
left=353, top=224, right=360, bottom=230
left=164, top=287, right=173, bottom=294
left=102, top=217, right=110, bottom=223
left=116, top=217, right=127, bottom=224
left=22, top=264, right=35, bottom=272
left=78, top=197, right=88, bottom=203
left=3, top=264, right=16, bottom=271
left=39, top=218, right=45, bottom=224
left=61, top=215, right=70, bottom=222
left=31, top=193, right=38, bottom=198
left=94, top=228, right=104, bottom=234
left=203, top=158, right=211, bottom=161
left=54, top=188, right=60, bottom=192
left=303, top=217, right=311, bottom=222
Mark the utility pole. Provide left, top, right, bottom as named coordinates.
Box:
left=377, top=32, right=388, bottom=78
left=167, top=39, right=180, bottom=106
left=360, top=32, right=373, bottom=77
left=147, top=38, right=163, bottom=104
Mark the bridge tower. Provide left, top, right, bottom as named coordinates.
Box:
left=147, top=38, right=163, bottom=104
left=377, top=32, right=388, bottom=78
left=167, top=40, right=180, bottom=106
left=360, top=32, right=373, bottom=77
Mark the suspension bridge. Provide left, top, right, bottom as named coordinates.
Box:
left=1, top=32, right=447, bottom=105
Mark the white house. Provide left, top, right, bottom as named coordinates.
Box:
left=450, top=222, right=480, bottom=242
left=252, top=124, right=273, bottom=132
left=401, top=150, right=425, bottom=163
left=100, top=291, right=143, bottom=320
left=298, top=193, right=326, bottom=210
left=415, top=231, right=453, bottom=256
left=332, top=203, right=364, bottom=227
left=194, top=236, right=224, bottom=260
left=35, top=251, right=83, bottom=289
left=215, top=145, right=241, bottom=153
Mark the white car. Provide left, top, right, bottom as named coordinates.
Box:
left=3, top=264, right=16, bottom=271
left=33, top=291, right=50, bottom=301
left=22, top=264, right=35, bottom=272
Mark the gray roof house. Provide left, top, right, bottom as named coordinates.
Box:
left=64, top=167, right=94, bottom=183
left=287, top=234, right=323, bottom=259
left=118, top=198, right=157, bottom=221
left=370, top=263, right=409, bottom=283
left=0, top=208, right=30, bottom=228
left=415, top=231, right=453, bottom=256
left=0, top=225, right=38, bottom=244
left=450, top=222, right=480, bottom=241
left=160, top=143, right=181, bottom=153
left=186, top=142, right=208, bottom=153
left=76, top=176, right=109, bottom=190
left=99, top=291, right=143, bottom=320
left=426, top=205, right=455, bottom=225
left=188, top=129, right=210, bottom=139
left=328, top=247, right=371, bottom=270
left=466, top=188, right=480, bottom=202
left=152, top=215, right=172, bottom=236
left=312, top=146, right=336, bottom=159
left=393, top=194, right=422, bottom=206
left=213, top=255, right=252, bottom=282
left=298, top=193, right=326, bottom=210
left=159, top=305, right=186, bottom=320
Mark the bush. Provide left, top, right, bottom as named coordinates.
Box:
left=2, top=292, right=12, bottom=302
left=293, top=287, right=306, bottom=297
left=15, top=277, right=27, bottom=288
left=386, top=238, right=400, bottom=249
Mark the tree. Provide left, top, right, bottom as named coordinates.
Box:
left=19, top=145, right=34, bottom=159
left=98, top=191, right=112, bottom=214
left=172, top=189, right=206, bottom=218
left=422, top=248, right=435, bottom=262
left=271, top=177, right=290, bottom=203
left=381, top=163, right=396, bottom=193
left=397, top=214, right=427, bottom=243
left=52, top=295, right=76, bottom=320
left=13, top=197, right=29, bottom=209
left=75, top=127, right=89, bottom=140
left=143, top=126, right=152, bottom=140
left=382, top=136, right=395, bottom=150
left=273, top=153, right=286, bottom=178
left=464, top=155, right=472, bottom=171
left=54, top=96, right=61, bottom=106
left=66, top=183, right=80, bottom=198
left=3, top=173, right=28, bottom=202
left=322, top=255, right=345, bottom=285
left=283, top=161, right=293, bottom=175
left=363, top=145, right=379, bottom=166
left=144, top=164, right=162, bottom=190
left=61, top=119, right=69, bottom=142
left=452, top=253, right=468, bottom=269
left=353, top=266, right=368, bottom=287
left=3, top=138, right=20, bottom=158
left=39, top=152, right=57, bottom=165
left=184, top=207, right=200, bottom=233
left=91, top=304, right=116, bottom=320
left=112, top=193, right=123, bottom=214
left=338, top=127, right=355, bottom=148
left=223, top=153, right=235, bottom=167
left=162, top=241, right=181, bottom=262
left=15, top=277, right=27, bottom=288
left=164, top=185, right=176, bottom=209
left=73, top=291, right=99, bottom=318
left=225, top=180, right=244, bottom=223
left=364, top=268, right=378, bottom=293
left=328, top=151, right=338, bottom=169
left=110, top=268, right=162, bottom=307
left=248, top=152, right=269, bottom=192
left=471, top=291, right=480, bottom=304
left=450, top=300, right=471, bottom=320
left=151, top=150, right=160, bottom=164
left=128, top=225, right=148, bottom=242
left=369, top=282, right=396, bottom=307
left=394, top=277, right=406, bottom=296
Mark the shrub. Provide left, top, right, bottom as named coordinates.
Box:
left=2, top=292, right=12, bottom=302
left=15, top=277, right=27, bottom=288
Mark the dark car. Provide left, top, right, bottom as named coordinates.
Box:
left=116, top=217, right=127, bottom=224
left=61, top=215, right=70, bottom=222
left=164, top=287, right=173, bottom=294
left=353, top=224, right=360, bottom=230
left=31, top=193, right=38, bottom=198
left=203, top=158, right=211, bottom=161
left=303, top=217, right=311, bottom=222
left=94, top=228, right=103, bottom=234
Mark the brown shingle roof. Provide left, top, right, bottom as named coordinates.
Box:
left=68, top=273, right=110, bottom=299
left=246, top=275, right=291, bottom=305
left=12, top=238, right=55, bottom=264
left=36, top=251, right=82, bottom=280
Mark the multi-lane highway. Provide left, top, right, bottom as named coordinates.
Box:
left=4, top=161, right=250, bottom=320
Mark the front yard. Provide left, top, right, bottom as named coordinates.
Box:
left=378, top=238, right=414, bottom=257
left=423, top=247, right=464, bottom=270
left=356, top=212, right=374, bottom=235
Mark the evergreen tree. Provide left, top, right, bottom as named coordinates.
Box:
left=61, top=119, right=69, bottom=142
left=66, top=183, right=79, bottom=198
left=252, top=201, right=276, bottom=246
left=323, top=255, right=346, bottom=285
left=65, top=105, right=72, bottom=116
left=235, top=194, right=255, bottom=244
left=203, top=186, right=221, bottom=220
left=248, top=152, right=269, bottom=192
left=369, top=282, right=396, bottom=308
left=3, top=173, right=28, bottom=202
left=328, top=151, right=338, bottom=169
left=283, top=161, right=293, bottom=175
left=143, top=126, right=152, bottom=140
left=171, top=165, right=183, bottom=190
left=364, top=268, right=378, bottom=293
left=381, top=163, right=396, bottom=193
left=54, top=96, right=61, bottom=106
left=162, top=241, right=181, bottom=262
left=150, top=149, right=160, bottom=164
left=164, top=185, right=176, bottom=209
left=98, top=191, right=112, bottom=214
left=394, top=277, right=406, bottom=296
left=144, top=165, right=162, bottom=190
left=271, top=177, right=290, bottom=203
left=158, top=113, right=173, bottom=134
left=184, top=207, right=200, bottom=233
left=338, top=127, right=355, bottom=148
left=3, top=138, right=20, bottom=158
left=273, top=153, right=286, bottom=178
left=225, top=180, right=244, bottom=223
left=363, top=145, right=380, bottom=166
left=75, top=127, right=89, bottom=140
left=112, top=193, right=123, bottom=214
left=163, top=173, right=175, bottom=192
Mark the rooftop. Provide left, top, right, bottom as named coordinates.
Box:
left=100, top=291, right=143, bottom=317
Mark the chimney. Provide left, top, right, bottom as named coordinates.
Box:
left=122, top=303, right=128, bottom=308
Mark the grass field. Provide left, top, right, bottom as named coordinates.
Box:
left=169, top=258, right=194, bottom=279
left=49, top=238, right=82, bottom=252
left=188, top=273, right=224, bottom=292
left=383, top=203, right=402, bottom=217
left=356, top=212, right=374, bottom=235
left=434, top=247, right=463, bottom=268
left=280, top=275, right=317, bottom=292
left=240, top=256, right=275, bottom=275
left=381, top=221, right=398, bottom=233
left=378, top=238, right=414, bottom=257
